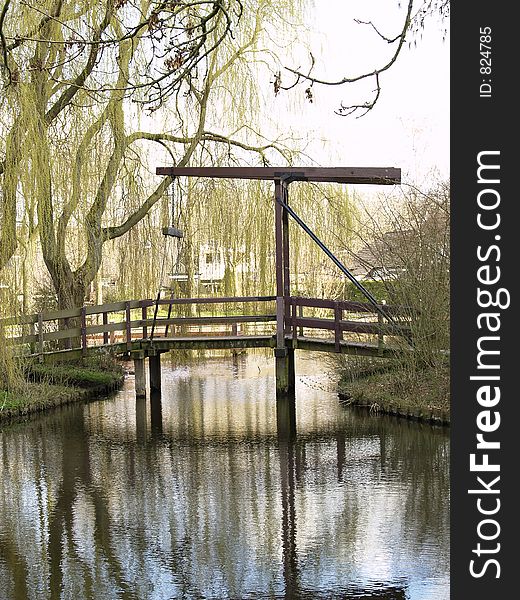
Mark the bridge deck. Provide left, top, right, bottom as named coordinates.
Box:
left=25, top=334, right=404, bottom=363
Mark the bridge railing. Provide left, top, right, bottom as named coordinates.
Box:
left=3, top=295, right=412, bottom=360
left=4, top=296, right=278, bottom=359
left=288, top=296, right=412, bottom=352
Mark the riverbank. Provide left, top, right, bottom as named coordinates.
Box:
left=0, top=357, right=124, bottom=423
left=337, top=362, right=450, bottom=425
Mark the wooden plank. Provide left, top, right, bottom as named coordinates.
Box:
left=41, top=307, right=81, bottom=321
left=295, top=317, right=410, bottom=336
left=153, top=314, right=277, bottom=325
left=146, top=335, right=274, bottom=352
left=7, top=333, right=38, bottom=346
left=80, top=307, right=87, bottom=356
left=291, top=296, right=409, bottom=316
left=87, top=322, right=127, bottom=335
left=157, top=295, right=276, bottom=305
left=294, top=336, right=402, bottom=357
left=42, top=328, right=82, bottom=341
left=85, top=315, right=277, bottom=336
left=156, top=166, right=401, bottom=185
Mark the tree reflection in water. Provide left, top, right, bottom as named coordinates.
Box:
left=0, top=353, right=449, bottom=599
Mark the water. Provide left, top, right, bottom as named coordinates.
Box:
left=0, top=352, right=449, bottom=599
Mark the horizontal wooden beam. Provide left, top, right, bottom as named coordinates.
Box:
left=295, top=317, right=411, bottom=336
left=156, top=166, right=401, bottom=185
left=290, top=296, right=407, bottom=315
left=293, top=337, right=403, bottom=357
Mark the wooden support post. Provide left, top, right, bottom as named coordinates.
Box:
left=134, top=356, right=146, bottom=398
left=275, top=347, right=295, bottom=396
left=150, top=391, right=163, bottom=437
left=149, top=353, right=162, bottom=396
left=282, top=183, right=291, bottom=335
left=276, top=388, right=297, bottom=440
left=288, top=347, right=295, bottom=394
left=125, top=301, right=132, bottom=352
left=135, top=396, right=147, bottom=444
left=37, top=313, right=44, bottom=363
left=29, top=321, right=36, bottom=355
left=275, top=179, right=285, bottom=351
left=142, top=304, right=148, bottom=339
left=291, top=300, right=297, bottom=345
left=80, top=307, right=87, bottom=356
left=334, top=302, right=342, bottom=353
left=102, top=312, right=109, bottom=345
left=378, top=312, right=384, bottom=354
left=274, top=178, right=296, bottom=396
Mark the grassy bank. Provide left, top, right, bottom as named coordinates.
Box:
left=337, top=359, right=450, bottom=425
left=0, top=356, right=124, bottom=423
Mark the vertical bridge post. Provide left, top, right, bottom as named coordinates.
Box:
left=275, top=178, right=295, bottom=396
left=149, top=352, right=162, bottom=396
left=132, top=350, right=146, bottom=398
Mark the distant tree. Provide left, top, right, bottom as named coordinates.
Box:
left=353, top=180, right=450, bottom=363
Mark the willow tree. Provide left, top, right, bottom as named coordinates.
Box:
left=0, top=0, right=302, bottom=312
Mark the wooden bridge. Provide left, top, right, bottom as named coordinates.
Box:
left=6, top=166, right=408, bottom=397
left=6, top=293, right=411, bottom=397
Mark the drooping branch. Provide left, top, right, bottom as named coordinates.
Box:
left=44, top=1, right=115, bottom=123
left=282, top=0, right=414, bottom=117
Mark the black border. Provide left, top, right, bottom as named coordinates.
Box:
left=451, top=4, right=515, bottom=597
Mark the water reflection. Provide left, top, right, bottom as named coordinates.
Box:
left=0, top=352, right=449, bottom=599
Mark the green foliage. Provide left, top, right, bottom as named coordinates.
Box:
left=335, top=181, right=450, bottom=416
left=343, top=280, right=388, bottom=303
left=338, top=362, right=450, bottom=422
left=28, top=356, right=123, bottom=388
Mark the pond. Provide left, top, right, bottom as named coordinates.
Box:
left=0, top=351, right=449, bottom=599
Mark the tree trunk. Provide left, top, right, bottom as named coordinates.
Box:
left=53, top=273, right=88, bottom=350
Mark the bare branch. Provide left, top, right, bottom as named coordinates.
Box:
left=282, top=0, right=414, bottom=117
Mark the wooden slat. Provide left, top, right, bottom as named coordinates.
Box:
left=80, top=307, right=87, bottom=356
left=86, top=322, right=127, bottom=335
left=7, top=334, right=39, bottom=345
left=291, top=296, right=407, bottom=315
left=42, top=328, right=82, bottom=341
left=85, top=300, right=136, bottom=315
left=157, top=295, right=276, bottom=305
left=295, top=317, right=410, bottom=336
left=41, top=307, right=82, bottom=321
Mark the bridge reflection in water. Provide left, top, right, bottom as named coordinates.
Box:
left=0, top=353, right=449, bottom=600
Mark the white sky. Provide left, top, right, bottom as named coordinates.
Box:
left=267, top=0, right=450, bottom=188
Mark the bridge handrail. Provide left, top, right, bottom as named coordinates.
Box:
left=0, top=296, right=277, bottom=327
left=4, top=295, right=411, bottom=360
left=290, top=296, right=413, bottom=316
